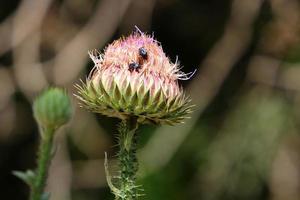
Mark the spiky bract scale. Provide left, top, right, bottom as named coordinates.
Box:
left=76, top=31, right=193, bottom=125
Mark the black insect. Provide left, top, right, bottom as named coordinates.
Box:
left=128, top=62, right=141, bottom=72
left=138, top=47, right=148, bottom=60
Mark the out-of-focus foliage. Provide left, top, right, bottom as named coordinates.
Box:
left=200, top=88, right=292, bottom=200
left=1, top=0, right=300, bottom=200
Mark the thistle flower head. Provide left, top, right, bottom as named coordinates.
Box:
left=76, top=29, right=194, bottom=125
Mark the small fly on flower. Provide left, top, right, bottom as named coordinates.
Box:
left=138, top=47, right=148, bottom=60
left=128, top=47, right=148, bottom=72
left=128, top=62, right=141, bottom=72
left=137, top=47, right=148, bottom=68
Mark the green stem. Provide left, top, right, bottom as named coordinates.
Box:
left=117, top=117, right=139, bottom=200
left=30, top=128, right=54, bottom=200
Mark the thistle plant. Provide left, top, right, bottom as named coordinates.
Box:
left=13, top=88, right=72, bottom=200
left=76, top=28, right=194, bottom=199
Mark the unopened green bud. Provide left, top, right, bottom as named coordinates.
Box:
left=33, top=88, right=72, bottom=130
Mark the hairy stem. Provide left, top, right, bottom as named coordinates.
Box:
left=30, top=128, right=54, bottom=200
left=117, top=118, right=139, bottom=200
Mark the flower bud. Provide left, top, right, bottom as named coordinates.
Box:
left=76, top=30, right=193, bottom=125
left=33, top=88, right=72, bottom=130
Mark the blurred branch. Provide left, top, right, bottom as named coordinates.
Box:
left=0, top=68, right=16, bottom=141
left=247, top=0, right=300, bottom=91
left=70, top=108, right=111, bottom=158
left=270, top=136, right=300, bottom=200
left=0, top=16, right=13, bottom=56
left=139, top=0, right=264, bottom=173
left=12, top=0, right=53, bottom=48
left=260, top=0, right=300, bottom=57
left=46, top=133, right=72, bottom=200
left=0, top=0, right=52, bottom=56
left=10, top=0, right=52, bottom=98
left=72, top=159, right=116, bottom=189
left=53, top=0, right=132, bottom=85
left=0, top=0, right=52, bottom=99
left=119, top=0, right=157, bottom=33
left=11, top=0, right=132, bottom=98
left=13, top=31, right=49, bottom=98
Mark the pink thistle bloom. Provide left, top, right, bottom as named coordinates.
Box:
left=76, top=29, right=194, bottom=125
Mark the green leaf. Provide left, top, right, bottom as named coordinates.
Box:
left=12, top=170, right=36, bottom=186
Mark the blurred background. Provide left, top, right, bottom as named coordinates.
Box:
left=1, top=0, right=300, bottom=199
